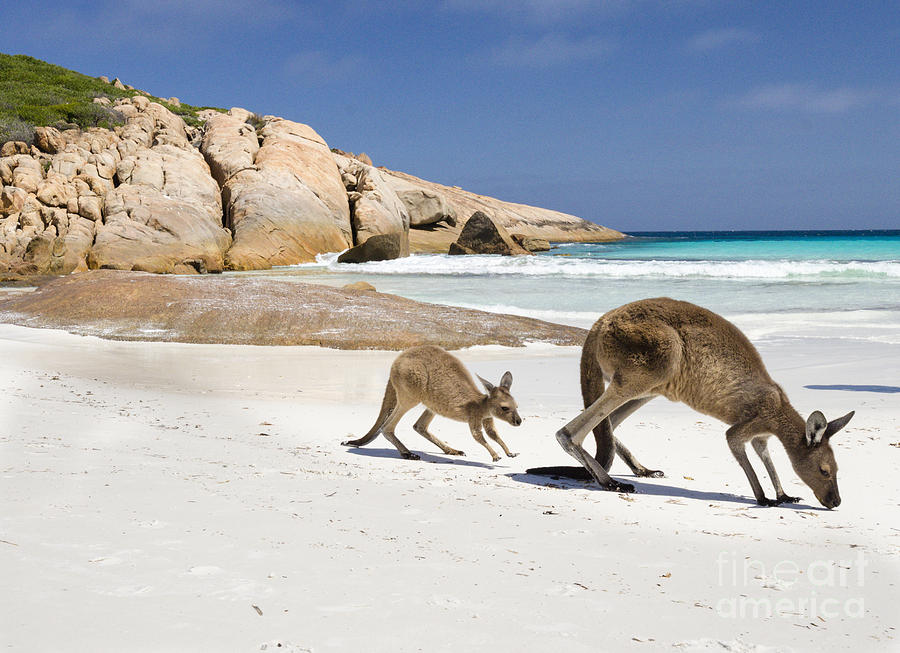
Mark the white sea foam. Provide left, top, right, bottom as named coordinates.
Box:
left=449, top=304, right=900, bottom=344
left=451, top=303, right=599, bottom=328
left=291, top=252, right=900, bottom=280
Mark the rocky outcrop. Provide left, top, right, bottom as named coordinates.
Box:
left=1, top=93, right=623, bottom=276
left=0, top=270, right=587, bottom=349
left=88, top=97, right=231, bottom=273
left=1, top=97, right=231, bottom=275
left=381, top=169, right=622, bottom=253
left=208, top=113, right=351, bottom=269
left=449, top=211, right=531, bottom=256
left=342, top=281, right=376, bottom=292
left=381, top=172, right=457, bottom=227
left=199, top=111, right=259, bottom=186
left=334, top=153, right=409, bottom=258
left=337, top=232, right=403, bottom=263
left=34, top=127, right=64, bottom=154
left=512, top=234, right=551, bottom=252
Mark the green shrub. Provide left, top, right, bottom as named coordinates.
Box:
left=0, top=117, right=35, bottom=146
left=0, top=52, right=223, bottom=140
left=245, top=112, right=267, bottom=131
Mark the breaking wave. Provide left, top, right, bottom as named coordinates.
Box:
left=292, top=252, right=900, bottom=281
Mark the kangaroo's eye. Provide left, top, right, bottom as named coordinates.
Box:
left=820, top=467, right=830, bottom=477
left=501, top=406, right=510, bottom=412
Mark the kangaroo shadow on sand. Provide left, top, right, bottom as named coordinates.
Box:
left=507, top=472, right=824, bottom=511
left=805, top=384, right=900, bottom=394
left=343, top=446, right=496, bottom=469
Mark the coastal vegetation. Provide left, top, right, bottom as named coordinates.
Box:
left=0, top=53, right=220, bottom=145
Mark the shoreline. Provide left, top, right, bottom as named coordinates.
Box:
left=2, top=323, right=898, bottom=651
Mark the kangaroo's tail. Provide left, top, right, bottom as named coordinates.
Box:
left=342, top=380, right=397, bottom=447
left=527, top=327, right=615, bottom=479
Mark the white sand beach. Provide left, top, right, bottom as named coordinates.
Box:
left=1, top=324, right=898, bottom=652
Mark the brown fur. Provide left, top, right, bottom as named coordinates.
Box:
left=342, top=345, right=522, bottom=461
left=548, top=298, right=853, bottom=508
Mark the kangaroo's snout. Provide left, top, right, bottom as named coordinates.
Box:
left=512, top=414, right=523, bottom=426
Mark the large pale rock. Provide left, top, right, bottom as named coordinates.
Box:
left=381, top=169, right=622, bottom=253
left=512, top=234, right=551, bottom=252
left=49, top=214, right=95, bottom=274
left=449, top=211, right=531, bottom=256
left=0, top=186, right=26, bottom=216
left=382, top=173, right=457, bottom=227
left=51, top=148, right=89, bottom=178
left=34, top=126, right=65, bottom=154
left=86, top=98, right=231, bottom=274
left=118, top=100, right=188, bottom=149
left=35, top=176, right=75, bottom=208
left=21, top=234, right=53, bottom=273
left=343, top=281, right=376, bottom=292
left=11, top=160, right=43, bottom=194
left=200, top=112, right=259, bottom=185
left=255, top=119, right=350, bottom=229
left=217, top=117, right=351, bottom=270
left=334, top=154, right=409, bottom=256
left=77, top=195, right=103, bottom=222
left=90, top=185, right=230, bottom=273
left=1, top=142, right=29, bottom=157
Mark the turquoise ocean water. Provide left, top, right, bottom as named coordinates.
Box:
left=236, top=230, right=900, bottom=344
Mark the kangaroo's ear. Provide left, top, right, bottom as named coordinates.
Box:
left=477, top=375, right=495, bottom=392
left=499, top=371, right=513, bottom=389
left=805, top=411, right=827, bottom=446
left=824, top=411, right=855, bottom=439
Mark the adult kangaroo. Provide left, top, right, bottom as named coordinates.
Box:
left=342, top=345, right=522, bottom=461
left=529, top=298, right=853, bottom=508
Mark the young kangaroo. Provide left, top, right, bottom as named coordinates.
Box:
left=342, top=345, right=523, bottom=462
left=530, top=298, right=853, bottom=508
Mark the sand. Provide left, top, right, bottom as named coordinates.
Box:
left=1, top=324, right=898, bottom=652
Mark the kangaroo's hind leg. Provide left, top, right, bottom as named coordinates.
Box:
left=556, top=380, right=640, bottom=492
left=343, top=379, right=398, bottom=448
left=413, top=409, right=465, bottom=456
left=380, top=399, right=420, bottom=460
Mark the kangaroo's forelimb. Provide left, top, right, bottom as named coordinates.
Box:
left=413, top=409, right=465, bottom=456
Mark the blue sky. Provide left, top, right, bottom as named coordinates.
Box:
left=4, top=1, right=899, bottom=231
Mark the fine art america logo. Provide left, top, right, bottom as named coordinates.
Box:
left=715, top=551, right=866, bottom=620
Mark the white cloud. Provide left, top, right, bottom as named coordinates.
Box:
left=687, top=28, right=758, bottom=52
left=488, top=33, right=612, bottom=68
left=737, top=84, right=881, bottom=114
